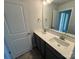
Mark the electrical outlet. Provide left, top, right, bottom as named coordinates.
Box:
left=37, top=18, right=40, bottom=22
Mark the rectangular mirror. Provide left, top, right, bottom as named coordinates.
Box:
left=43, top=0, right=75, bottom=34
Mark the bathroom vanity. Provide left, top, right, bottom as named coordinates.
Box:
left=32, top=29, right=75, bottom=59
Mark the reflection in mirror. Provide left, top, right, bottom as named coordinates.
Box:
left=58, top=10, right=71, bottom=32
left=43, top=0, right=75, bottom=34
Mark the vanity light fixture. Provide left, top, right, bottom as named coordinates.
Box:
left=43, top=0, right=47, bottom=5
left=43, top=0, right=54, bottom=5
left=47, top=0, right=54, bottom=4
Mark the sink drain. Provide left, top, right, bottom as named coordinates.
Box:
left=57, top=44, right=60, bottom=47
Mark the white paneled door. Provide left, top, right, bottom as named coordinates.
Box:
left=4, top=1, right=31, bottom=59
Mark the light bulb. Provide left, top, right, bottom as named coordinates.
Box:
left=43, top=0, right=54, bottom=5
left=43, top=1, right=47, bottom=5
left=47, top=0, right=53, bottom=4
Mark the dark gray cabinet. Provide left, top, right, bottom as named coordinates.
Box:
left=46, top=44, right=66, bottom=59
left=32, top=33, right=45, bottom=58
left=36, top=36, right=41, bottom=51
left=40, top=39, right=45, bottom=57
left=32, top=33, right=66, bottom=59
left=46, top=44, right=58, bottom=59
left=46, top=48, right=57, bottom=59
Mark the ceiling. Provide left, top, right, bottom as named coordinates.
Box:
left=53, top=0, right=74, bottom=5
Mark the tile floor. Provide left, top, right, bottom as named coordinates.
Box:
left=16, top=48, right=43, bottom=59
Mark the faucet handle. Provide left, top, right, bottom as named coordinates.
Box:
left=60, top=35, right=65, bottom=40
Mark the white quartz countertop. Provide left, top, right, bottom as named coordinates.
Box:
left=34, top=29, right=75, bottom=59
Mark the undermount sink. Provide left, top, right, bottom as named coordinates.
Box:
left=49, top=37, right=70, bottom=47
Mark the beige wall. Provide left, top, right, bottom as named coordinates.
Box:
left=43, top=3, right=58, bottom=29
left=22, top=0, right=42, bottom=32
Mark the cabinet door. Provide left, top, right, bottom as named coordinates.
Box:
left=33, top=33, right=45, bottom=58
left=46, top=45, right=58, bottom=59
left=32, top=33, right=37, bottom=47
left=34, top=34, right=41, bottom=50
left=46, top=44, right=66, bottom=59
left=40, top=39, right=45, bottom=57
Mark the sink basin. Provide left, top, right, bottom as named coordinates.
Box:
left=49, top=37, right=70, bottom=47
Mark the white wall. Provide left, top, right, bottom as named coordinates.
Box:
left=58, top=0, right=75, bottom=34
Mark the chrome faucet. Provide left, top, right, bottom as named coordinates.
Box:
left=59, top=32, right=66, bottom=40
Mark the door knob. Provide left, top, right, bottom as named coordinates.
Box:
left=27, top=33, right=31, bottom=35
